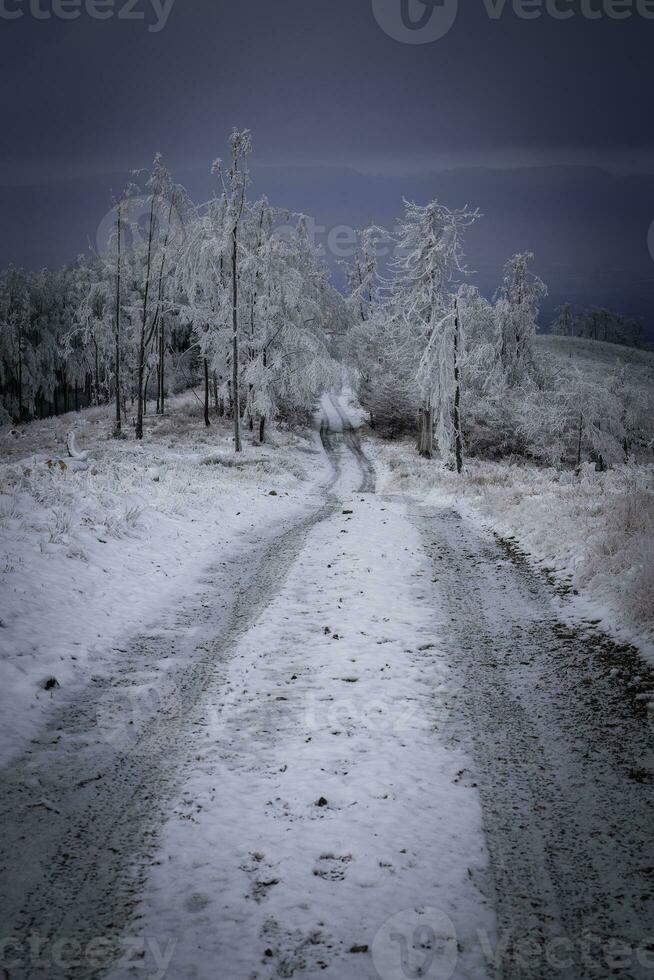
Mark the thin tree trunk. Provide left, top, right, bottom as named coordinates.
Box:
left=259, top=415, right=266, bottom=444
left=114, top=202, right=122, bottom=437
left=94, top=338, right=100, bottom=406
left=576, top=413, right=584, bottom=468
left=453, top=299, right=463, bottom=474
left=136, top=197, right=156, bottom=441
left=418, top=405, right=433, bottom=458
left=17, top=346, right=23, bottom=421
left=157, top=315, right=165, bottom=415
left=204, top=358, right=211, bottom=427
left=232, top=223, right=242, bottom=452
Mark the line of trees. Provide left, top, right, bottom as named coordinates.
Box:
left=344, top=201, right=652, bottom=471
left=550, top=304, right=643, bottom=347
left=0, top=130, right=345, bottom=443
left=2, top=157, right=650, bottom=471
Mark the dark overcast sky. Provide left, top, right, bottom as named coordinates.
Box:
left=1, top=0, right=653, bottom=181
left=1, top=0, right=654, bottom=330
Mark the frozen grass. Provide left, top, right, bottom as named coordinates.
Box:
left=369, top=438, right=654, bottom=651
left=0, top=392, right=326, bottom=765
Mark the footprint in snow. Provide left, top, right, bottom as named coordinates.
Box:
left=185, top=892, right=210, bottom=913
left=313, top=853, right=352, bottom=881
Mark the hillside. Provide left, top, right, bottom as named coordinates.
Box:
left=537, top=333, right=654, bottom=373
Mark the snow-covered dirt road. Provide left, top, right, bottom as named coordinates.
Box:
left=0, top=399, right=493, bottom=980
left=97, top=401, right=493, bottom=980
left=410, top=503, right=654, bottom=980
left=1, top=399, right=652, bottom=980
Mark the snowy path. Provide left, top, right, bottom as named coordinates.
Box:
left=410, top=503, right=654, bottom=980
left=0, top=501, right=340, bottom=973
left=100, top=402, right=493, bottom=980
left=0, top=401, right=493, bottom=980
left=2, top=401, right=651, bottom=980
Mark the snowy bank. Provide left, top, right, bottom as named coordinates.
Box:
left=0, top=394, right=328, bottom=768
left=368, top=438, right=654, bottom=659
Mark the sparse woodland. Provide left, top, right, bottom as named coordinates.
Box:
left=1, top=129, right=653, bottom=474
left=0, top=131, right=344, bottom=445
left=346, top=208, right=653, bottom=471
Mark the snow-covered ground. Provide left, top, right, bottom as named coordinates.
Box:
left=0, top=395, right=494, bottom=980
left=370, top=441, right=654, bottom=659
left=3, top=385, right=652, bottom=980
left=102, top=403, right=493, bottom=980
left=536, top=333, right=654, bottom=381
left=0, top=394, right=329, bottom=767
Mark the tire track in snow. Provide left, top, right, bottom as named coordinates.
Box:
left=0, top=404, right=372, bottom=980
left=411, top=503, right=654, bottom=980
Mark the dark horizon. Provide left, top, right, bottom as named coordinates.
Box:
left=3, top=159, right=654, bottom=336
left=2, top=0, right=654, bottom=332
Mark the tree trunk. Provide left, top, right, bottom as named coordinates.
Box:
left=453, top=299, right=463, bottom=474
left=136, top=198, right=156, bottom=441
left=94, top=339, right=100, bottom=406
left=259, top=415, right=266, bottom=444
left=231, top=223, right=242, bottom=452
left=418, top=405, right=434, bottom=458
left=157, top=314, right=165, bottom=415
left=17, top=347, right=23, bottom=422
left=576, top=413, right=584, bottom=469
left=204, top=358, right=211, bottom=427
left=113, top=202, right=123, bottom=437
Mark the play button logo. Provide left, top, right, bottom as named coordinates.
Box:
left=372, top=0, right=458, bottom=43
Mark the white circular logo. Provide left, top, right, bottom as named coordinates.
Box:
left=372, top=907, right=458, bottom=980
left=96, top=193, right=186, bottom=259
left=95, top=684, right=162, bottom=754
left=372, top=0, right=458, bottom=44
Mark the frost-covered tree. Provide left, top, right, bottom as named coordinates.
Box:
left=241, top=210, right=340, bottom=439
left=0, top=267, right=32, bottom=421
left=551, top=303, right=576, bottom=338
left=343, top=226, right=385, bottom=325
left=390, top=199, right=479, bottom=461
left=495, top=252, right=547, bottom=381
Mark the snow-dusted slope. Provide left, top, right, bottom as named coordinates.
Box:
left=536, top=334, right=654, bottom=374
left=0, top=394, right=329, bottom=767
